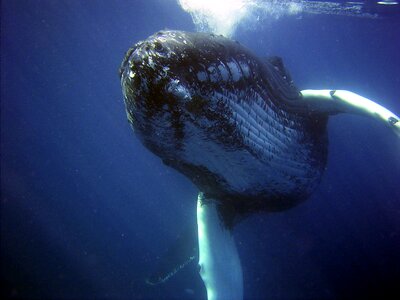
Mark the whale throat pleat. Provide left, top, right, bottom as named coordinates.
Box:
left=226, top=88, right=317, bottom=178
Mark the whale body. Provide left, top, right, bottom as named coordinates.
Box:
left=119, top=30, right=399, bottom=300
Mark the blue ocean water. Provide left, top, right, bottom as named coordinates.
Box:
left=1, top=1, right=399, bottom=299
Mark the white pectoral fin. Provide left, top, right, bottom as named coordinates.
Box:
left=300, top=89, right=400, bottom=138
left=197, top=193, right=243, bottom=300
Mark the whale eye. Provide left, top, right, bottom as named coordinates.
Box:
left=154, top=41, right=163, bottom=52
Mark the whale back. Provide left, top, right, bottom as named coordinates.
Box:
left=120, top=30, right=328, bottom=213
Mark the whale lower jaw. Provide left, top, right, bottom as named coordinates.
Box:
left=197, top=193, right=243, bottom=300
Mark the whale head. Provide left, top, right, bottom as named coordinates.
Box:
left=119, top=30, right=250, bottom=154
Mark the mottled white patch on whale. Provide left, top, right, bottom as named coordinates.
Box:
left=207, top=65, right=220, bottom=82
left=167, top=79, right=191, bottom=100
left=238, top=60, right=250, bottom=78
left=227, top=61, right=242, bottom=81
left=197, top=71, right=207, bottom=82
left=217, top=63, right=230, bottom=81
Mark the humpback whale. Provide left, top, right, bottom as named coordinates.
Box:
left=119, top=30, right=399, bottom=300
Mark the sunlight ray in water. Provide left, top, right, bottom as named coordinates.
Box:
left=177, top=0, right=394, bottom=37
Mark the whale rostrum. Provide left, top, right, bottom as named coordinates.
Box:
left=120, top=30, right=399, bottom=300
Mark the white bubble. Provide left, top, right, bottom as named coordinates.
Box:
left=177, top=1, right=377, bottom=37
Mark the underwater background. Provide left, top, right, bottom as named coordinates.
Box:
left=1, top=1, right=400, bottom=299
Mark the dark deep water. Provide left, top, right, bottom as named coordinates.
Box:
left=1, top=1, right=400, bottom=299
